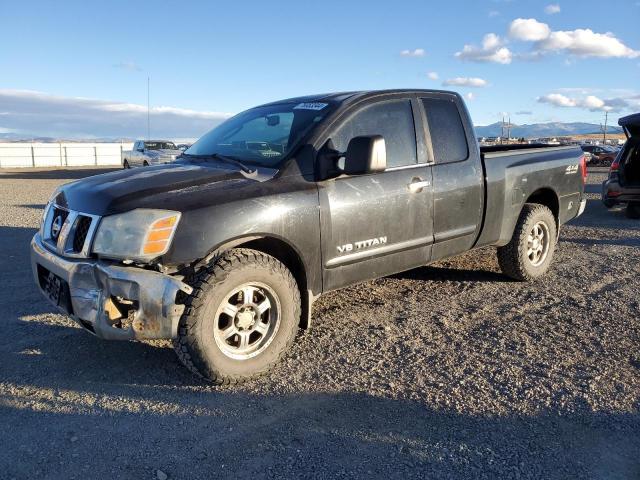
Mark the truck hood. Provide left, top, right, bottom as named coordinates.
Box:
left=52, top=162, right=277, bottom=216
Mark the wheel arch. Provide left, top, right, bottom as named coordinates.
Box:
left=199, top=235, right=314, bottom=329
left=524, top=187, right=560, bottom=231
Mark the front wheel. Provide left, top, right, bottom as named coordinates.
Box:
left=123, top=160, right=130, bottom=169
left=497, top=203, right=557, bottom=281
left=174, top=248, right=301, bottom=384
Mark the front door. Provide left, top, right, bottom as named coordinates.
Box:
left=318, top=97, right=434, bottom=291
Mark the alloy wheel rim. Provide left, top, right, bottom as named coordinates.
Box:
left=526, top=221, right=550, bottom=267
left=213, top=282, right=281, bottom=360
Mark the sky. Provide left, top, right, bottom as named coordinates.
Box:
left=0, top=0, right=639, bottom=139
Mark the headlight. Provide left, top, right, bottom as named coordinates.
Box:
left=92, top=209, right=181, bottom=261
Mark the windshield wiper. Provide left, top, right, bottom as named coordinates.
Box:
left=180, top=153, right=255, bottom=174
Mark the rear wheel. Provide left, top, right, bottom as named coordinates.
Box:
left=626, top=202, right=640, bottom=219
left=603, top=198, right=616, bottom=208
left=123, top=160, right=130, bottom=169
left=174, top=248, right=301, bottom=384
left=143, top=160, right=149, bottom=167
left=497, top=203, right=557, bottom=281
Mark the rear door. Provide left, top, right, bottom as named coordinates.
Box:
left=418, top=94, right=484, bottom=261
left=318, top=96, right=434, bottom=291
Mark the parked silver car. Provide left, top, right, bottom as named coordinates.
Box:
left=122, top=140, right=182, bottom=168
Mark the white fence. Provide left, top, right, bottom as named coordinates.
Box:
left=0, top=142, right=134, bottom=168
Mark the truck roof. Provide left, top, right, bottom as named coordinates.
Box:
left=257, top=89, right=460, bottom=108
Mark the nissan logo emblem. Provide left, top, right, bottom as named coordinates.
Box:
left=51, top=215, right=64, bottom=239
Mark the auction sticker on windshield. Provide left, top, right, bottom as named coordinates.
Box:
left=293, top=102, right=328, bottom=110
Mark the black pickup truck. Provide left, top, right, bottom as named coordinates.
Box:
left=31, top=90, right=587, bottom=383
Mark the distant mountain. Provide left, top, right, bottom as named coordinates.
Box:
left=0, top=132, right=134, bottom=143
left=0, top=121, right=624, bottom=143
left=474, top=122, right=623, bottom=139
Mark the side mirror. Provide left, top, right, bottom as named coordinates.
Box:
left=266, top=115, right=280, bottom=126
left=343, top=135, right=386, bottom=175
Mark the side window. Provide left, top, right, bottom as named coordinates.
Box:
left=331, top=99, right=417, bottom=168
left=421, top=98, right=469, bottom=164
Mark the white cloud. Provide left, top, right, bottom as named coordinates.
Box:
left=400, top=48, right=425, bottom=57
left=488, top=10, right=500, bottom=17
left=538, top=93, right=577, bottom=107
left=544, top=4, right=561, bottom=14
left=455, top=33, right=513, bottom=64
left=515, top=110, right=533, bottom=115
left=466, top=92, right=476, bottom=101
left=506, top=18, right=639, bottom=59
left=482, top=33, right=502, bottom=50
left=536, top=92, right=639, bottom=112
left=0, top=89, right=231, bottom=139
left=508, top=18, right=551, bottom=41
left=538, top=29, right=640, bottom=58
left=427, top=71, right=439, bottom=80
left=457, top=17, right=639, bottom=68
left=443, top=77, right=489, bottom=87
left=581, top=95, right=606, bottom=110
left=113, top=61, right=142, bottom=72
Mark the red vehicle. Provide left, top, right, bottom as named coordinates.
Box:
left=581, top=144, right=618, bottom=166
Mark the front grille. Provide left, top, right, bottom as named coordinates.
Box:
left=42, top=204, right=100, bottom=258
left=73, top=216, right=92, bottom=252
left=50, top=207, right=69, bottom=239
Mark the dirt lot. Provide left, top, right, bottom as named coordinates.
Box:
left=0, top=167, right=638, bottom=479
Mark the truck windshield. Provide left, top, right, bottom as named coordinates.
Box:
left=185, top=102, right=335, bottom=167
left=146, top=142, right=177, bottom=150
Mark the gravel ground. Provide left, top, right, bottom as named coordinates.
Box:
left=0, top=167, right=639, bottom=479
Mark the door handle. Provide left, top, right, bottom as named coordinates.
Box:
left=407, top=178, right=430, bottom=193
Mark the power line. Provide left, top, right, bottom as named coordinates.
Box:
left=147, top=76, right=150, bottom=140
left=600, top=111, right=608, bottom=144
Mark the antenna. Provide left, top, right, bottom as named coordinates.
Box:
left=147, top=76, right=150, bottom=140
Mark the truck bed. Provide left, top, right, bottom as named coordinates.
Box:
left=476, top=145, right=584, bottom=248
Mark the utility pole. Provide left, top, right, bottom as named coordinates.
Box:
left=602, top=111, right=608, bottom=145
left=501, top=115, right=505, bottom=144
left=147, top=76, right=150, bottom=140
left=507, top=116, right=511, bottom=143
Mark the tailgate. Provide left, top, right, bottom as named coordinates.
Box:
left=619, top=113, right=640, bottom=138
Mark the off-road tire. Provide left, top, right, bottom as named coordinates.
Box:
left=626, top=202, right=640, bottom=219
left=497, top=203, right=557, bottom=282
left=173, top=248, right=301, bottom=384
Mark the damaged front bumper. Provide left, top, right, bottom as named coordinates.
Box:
left=30, top=233, right=192, bottom=340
